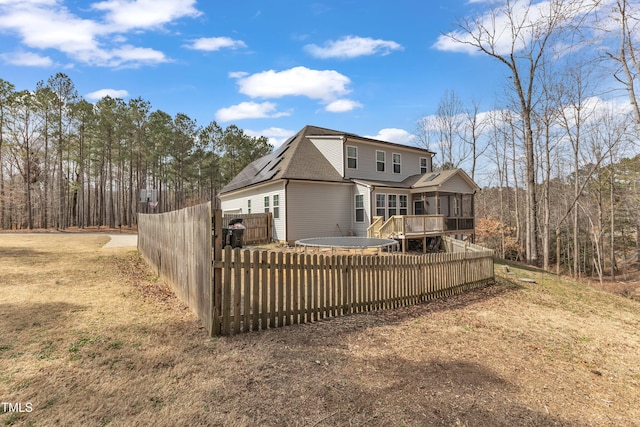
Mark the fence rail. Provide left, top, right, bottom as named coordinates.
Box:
left=212, top=247, right=494, bottom=335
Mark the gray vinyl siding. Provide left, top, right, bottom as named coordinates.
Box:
left=308, top=136, right=343, bottom=176
left=219, top=181, right=286, bottom=241
left=287, top=181, right=352, bottom=241
left=343, top=142, right=427, bottom=182
left=439, top=174, right=474, bottom=194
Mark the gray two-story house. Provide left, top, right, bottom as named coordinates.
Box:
left=219, top=125, right=479, bottom=250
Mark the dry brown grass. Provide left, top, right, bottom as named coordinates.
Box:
left=1, top=234, right=639, bottom=426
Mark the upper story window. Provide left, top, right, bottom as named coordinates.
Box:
left=376, top=150, right=385, bottom=172
left=420, top=157, right=429, bottom=174
left=346, top=145, right=358, bottom=169
left=393, top=153, right=401, bottom=174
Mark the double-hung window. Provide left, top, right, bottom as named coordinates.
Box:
left=376, top=150, right=385, bottom=172
left=355, top=194, right=365, bottom=223
left=388, top=194, right=397, bottom=217
left=375, top=194, right=386, bottom=218
left=247, top=199, right=251, bottom=214
left=420, top=157, right=429, bottom=174
left=393, top=153, right=401, bottom=174
left=399, top=195, right=408, bottom=215
left=264, top=196, right=270, bottom=213
left=347, top=146, right=358, bottom=169
left=273, top=195, right=280, bottom=219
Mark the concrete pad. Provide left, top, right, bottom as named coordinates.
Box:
left=102, top=234, right=138, bottom=248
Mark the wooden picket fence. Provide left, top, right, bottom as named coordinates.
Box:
left=212, top=246, right=494, bottom=335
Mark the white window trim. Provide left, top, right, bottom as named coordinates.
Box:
left=376, top=150, right=386, bottom=172
left=354, top=194, right=365, bottom=223
left=346, top=145, right=358, bottom=170
left=419, top=157, right=429, bottom=174
left=392, top=153, right=401, bottom=174
left=273, top=195, right=280, bottom=219
left=375, top=193, right=386, bottom=219
left=399, top=194, right=408, bottom=215
left=388, top=194, right=398, bottom=217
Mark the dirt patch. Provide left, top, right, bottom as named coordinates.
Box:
left=1, top=235, right=639, bottom=426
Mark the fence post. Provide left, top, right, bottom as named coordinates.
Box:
left=211, top=208, right=222, bottom=336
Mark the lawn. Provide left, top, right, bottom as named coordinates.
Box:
left=1, top=234, right=639, bottom=426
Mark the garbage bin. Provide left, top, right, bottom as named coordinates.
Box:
left=227, top=218, right=245, bottom=248
left=221, top=226, right=230, bottom=247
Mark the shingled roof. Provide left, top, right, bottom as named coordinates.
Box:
left=220, top=125, right=440, bottom=195
left=220, top=125, right=352, bottom=194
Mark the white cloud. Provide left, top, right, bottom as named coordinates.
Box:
left=245, top=127, right=296, bottom=148
left=0, top=0, right=197, bottom=68
left=92, top=0, right=201, bottom=31
left=215, top=101, right=291, bottom=122
left=305, top=36, right=403, bottom=59
left=433, top=0, right=608, bottom=56
left=186, top=37, right=247, bottom=51
left=232, top=66, right=352, bottom=102
left=85, top=88, right=129, bottom=100
left=1, top=51, right=53, bottom=67
left=366, top=128, right=416, bottom=144
left=325, top=99, right=363, bottom=112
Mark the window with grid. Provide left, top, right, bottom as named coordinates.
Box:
left=420, top=157, right=429, bottom=174
left=388, top=194, right=397, bottom=216
left=273, top=195, right=279, bottom=219
left=347, top=146, right=358, bottom=169
left=264, top=196, right=270, bottom=213
left=355, top=194, right=365, bottom=222
left=376, top=150, right=385, bottom=172
left=375, top=194, right=386, bottom=218
left=247, top=199, right=251, bottom=214
left=399, top=195, right=408, bottom=215
left=393, top=153, right=401, bottom=173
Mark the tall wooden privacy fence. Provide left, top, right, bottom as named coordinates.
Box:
left=138, top=202, right=213, bottom=334
left=212, top=247, right=494, bottom=335
left=220, top=212, right=271, bottom=244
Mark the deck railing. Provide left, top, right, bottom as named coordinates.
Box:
left=371, top=215, right=474, bottom=238
left=367, top=216, right=384, bottom=237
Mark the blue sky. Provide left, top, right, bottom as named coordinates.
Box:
left=0, top=0, right=631, bottom=164
left=0, top=0, right=512, bottom=147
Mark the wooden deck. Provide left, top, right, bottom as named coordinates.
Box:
left=367, top=215, right=475, bottom=252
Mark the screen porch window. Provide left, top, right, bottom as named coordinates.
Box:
left=355, top=194, right=365, bottom=223
left=375, top=194, right=386, bottom=218
left=347, top=146, right=358, bottom=169
left=393, top=153, right=401, bottom=174
left=376, top=151, right=385, bottom=172
left=264, top=196, right=270, bottom=213
left=273, top=195, right=280, bottom=218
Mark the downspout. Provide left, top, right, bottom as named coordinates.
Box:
left=284, top=179, right=290, bottom=243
